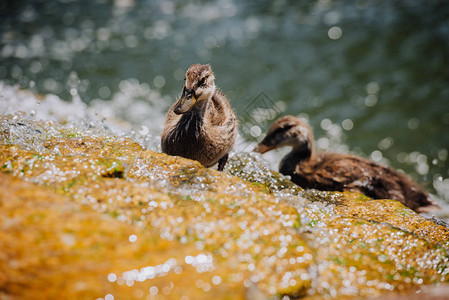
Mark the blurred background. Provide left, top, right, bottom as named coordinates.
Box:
left=1, top=0, right=449, bottom=203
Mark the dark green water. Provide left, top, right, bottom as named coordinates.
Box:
left=1, top=0, right=449, bottom=203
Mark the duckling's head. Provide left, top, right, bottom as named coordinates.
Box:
left=173, top=64, right=216, bottom=114
left=254, top=115, right=313, bottom=154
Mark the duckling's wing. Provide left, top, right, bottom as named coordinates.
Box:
left=292, top=153, right=359, bottom=191
left=295, top=153, right=437, bottom=212
left=308, top=153, right=364, bottom=181
left=209, top=90, right=234, bottom=126
left=299, top=153, right=399, bottom=197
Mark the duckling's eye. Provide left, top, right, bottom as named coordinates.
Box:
left=198, top=77, right=206, bottom=87
left=268, top=125, right=294, bottom=138
left=282, top=124, right=294, bottom=131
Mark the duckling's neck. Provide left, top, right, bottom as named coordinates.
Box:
left=189, top=98, right=209, bottom=118
left=176, top=97, right=210, bottom=137
left=289, top=141, right=313, bottom=161
left=280, top=140, right=313, bottom=174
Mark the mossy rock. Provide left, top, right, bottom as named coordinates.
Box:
left=0, top=117, right=448, bottom=299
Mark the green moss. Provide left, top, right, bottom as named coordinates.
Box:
left=97, top=158, right=125, bottom=178
left=308, top=220, right=319, bottom=227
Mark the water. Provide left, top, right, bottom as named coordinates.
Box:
left=1, top=0, right=449, bottom=206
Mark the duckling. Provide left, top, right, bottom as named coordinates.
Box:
left=254, top=115, right=439, bottom=213
left=161, top=64, right=236, bottom=171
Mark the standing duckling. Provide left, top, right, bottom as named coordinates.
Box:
left=161, top=64, right=236, bottom=171
left=254, top=115, right=439, bottom=213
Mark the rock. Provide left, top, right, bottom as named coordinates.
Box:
left=0, top=116, right=448, bottom=299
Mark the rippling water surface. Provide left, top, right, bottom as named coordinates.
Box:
left=1, top=0, right=449, bottom=207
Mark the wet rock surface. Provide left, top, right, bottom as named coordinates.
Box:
left=1, top=115, right=448, bottom=299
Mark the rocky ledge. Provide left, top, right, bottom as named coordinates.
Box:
left=0, top=116, right=448, bottom=299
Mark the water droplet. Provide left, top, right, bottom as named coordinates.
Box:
left=128, top=234, right=137, bottom=243
left=153, top=75, right=166, bottom=88
left=149, top=286, right=158, bottom=295
left=408, top=118, right=420, bottom=129
left=438, top=149, right=448, bottom=161
left=328, top=26, right=342, bottom=40
left=108, top=273, right=117, bottom=282
left=365, top=95, right=377, bottom=107
left=105, top=294, right=114, bottom=300
left=173, top=68, right=185, bottom=80
left=370, top=150, right=383, bottom=162
left=99, top=86, right=111, bottom=99
left=366, top=82, right=380, bottom=95
left=250, top=125, right=261, bottom=137
left=323, top=11, right=340, bottom=25
left=203, top=283, right=211, bottom=292
left=185, top=255, right=193, bottom=264
left=378, top=137, right=393, bottom=150
left=317, top=137, right=330, bottom=149
left=212, top=275, right=222, bottom=285
left=197, top=253, right=207, bottom=264
left=139, top=126, right=149, bottom=135
left=320, top=118, right=332, bottom=130
left=126, top=279, right=134, bottom=287
left=341, top=119, right=353, bottom=130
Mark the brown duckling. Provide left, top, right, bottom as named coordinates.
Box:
left=254, top=115, right=440, bottom=213
left=161, top=64, right=236, bottom=171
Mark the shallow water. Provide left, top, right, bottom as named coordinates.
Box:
left=1, top=0, right=449, bottom=207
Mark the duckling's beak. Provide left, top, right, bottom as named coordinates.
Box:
left=173, top=93, right=197, bottom=115
left=253, top=143, right=272, bottom=154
